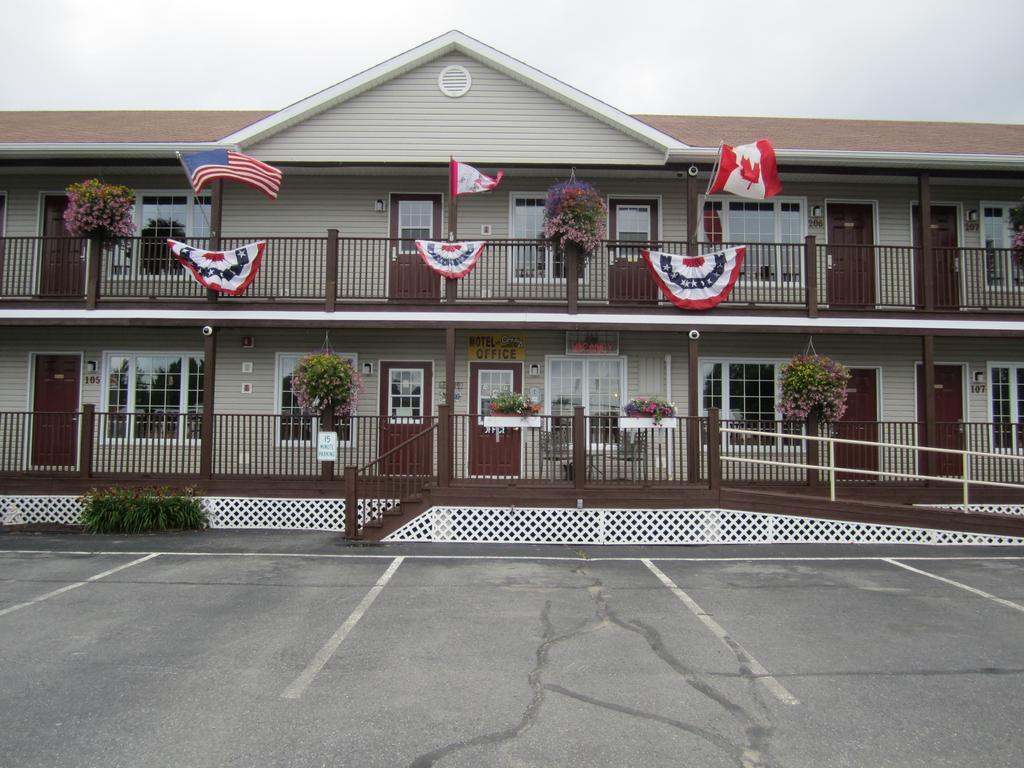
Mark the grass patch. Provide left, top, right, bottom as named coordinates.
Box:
left=80, top=486, right=206, bottom=534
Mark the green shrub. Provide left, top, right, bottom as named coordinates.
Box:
left=80, top=486, right=206, bottom=534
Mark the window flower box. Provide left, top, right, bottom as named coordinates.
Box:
left=482, top=415, right=542, bottom=429
left=619, top=416, right=678, bottom=429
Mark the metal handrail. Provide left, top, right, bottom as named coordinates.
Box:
left=720, top=425, right=1024, bottom=512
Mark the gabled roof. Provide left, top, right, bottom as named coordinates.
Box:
left=219, top=30, right=687, bottom=155
left=637, top=114, right=1024, bottom=157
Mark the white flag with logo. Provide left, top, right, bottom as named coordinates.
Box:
left=449, top=159, right=503, bottom=196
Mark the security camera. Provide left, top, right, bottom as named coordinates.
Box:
left=688, top=329, right=701, bottom=340
left=687, top=165, right=699, bottom=177
left=201, top=325, right=214, bottom=336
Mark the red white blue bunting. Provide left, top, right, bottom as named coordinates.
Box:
left=641, top=246, right=746, bottom=310
left=415, top=240, right=486, bottom=279
left=168, top=239, right=266, bottom=295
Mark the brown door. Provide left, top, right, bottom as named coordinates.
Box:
left=832, top=368, right=879, bottom=480
left=378, top=361, right=433, bottom=476
left=389, top=194, right=442, bottom=302
left=469, top=362, right=523, bottom=477
left=826, top=203, right=875, bottom=307
left=913, top=205, right=960, bottom=309
left=31, top=354, right=81, bottom=467
left=608, top=199, right=659, bottom=304
left=916, top=364, right=964, bottom=476
left=40, top=195, right=86, bottom=297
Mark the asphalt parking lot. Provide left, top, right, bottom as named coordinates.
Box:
left=2, top=532, right=1023, bottom=768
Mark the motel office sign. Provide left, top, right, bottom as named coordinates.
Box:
left=468, top=334, right=526, bottom=361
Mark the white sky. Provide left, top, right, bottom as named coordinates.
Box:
left=2, top=0, right=1022, bottom=123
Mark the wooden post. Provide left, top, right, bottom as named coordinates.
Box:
left=85, top=235, right=102, bottom=309
left=325, top=228, right=338, bottom=312
left=572, top=405, right=586, bottom=489
left=565, top=242, right=579, bottom=314
left=445, top=327, right=456, bottom=408
left=922, top=334, right=938, bottom=479
left=343, top=465, right=360, bottom=540
left=320, top=410, right=335, bottom=482
left=78, top=404, right=95, bottom=479
left=199, top=327, right=217, bottom=479
left=437, top=403, right=451, bottom=488
left=686, top=334, right=700, bottom=483
left=446, top=175, right=458, bottom=303
left=918, top=172, right=935, bottom=311
left=804, top=234, right=818, bottom=318
left=707, top=407, right=721, bottom=491
left=686, top=171, right=698, bottom=255
left=806, top=411, right=821, bottom=488
left=207, top=179, right=223, bottom=302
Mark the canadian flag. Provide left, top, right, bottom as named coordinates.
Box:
left=450, top=159, right=504, bottom=197
left=708, top=139, right=783, bottom=200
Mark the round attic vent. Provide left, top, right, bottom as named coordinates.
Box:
left=438, top=65, right=472, bottom=98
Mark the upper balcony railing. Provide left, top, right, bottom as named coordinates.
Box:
left=0, top=234, right=1021, bottom=313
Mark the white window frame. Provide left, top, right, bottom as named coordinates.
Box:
left=698, top=196, right=807, bottom=286
left=543, top=355, right=626, bottom=445
left=987, top=362, right=1024, bottom=453
left=700, top=358, right=800, bottom=449
left=980, top=202, right=1022, bottom=291
left=105, top=191, right=212, bottom=280
left=276, top=352, right=358, bottom=446
left=507, top=193, right=588, bottom=284
left=101, top=351, right=204, bottom=443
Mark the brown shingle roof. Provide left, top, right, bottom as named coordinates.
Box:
left=0, top=111, right=272, bottom=143
left=634, top=114, right=1024, bottom=156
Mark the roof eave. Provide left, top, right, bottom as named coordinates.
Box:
left=667, top=146, right=1024, bottom=170
left=0, top=142, right=231, bottom=159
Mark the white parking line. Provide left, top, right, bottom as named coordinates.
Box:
left=0, top=553, right=161, bottom=618
left=641, top=559, right=799, bottom=706
left=883, top=558, right=1024, bottom=614
left=281, top=556, right=405, bottom=700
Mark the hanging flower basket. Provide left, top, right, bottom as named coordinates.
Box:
left=290, top=353, right=362, bottom=419
left=543, top=180, right=608, bottom=258
left=483, top=391, right=542, bottom=428
left=1009, top=199, right=1024, bottom=267
left=777, top=354, right=851, bottom=422
left=622, top=397, right=677, bottom=428
left=63, top=179, right=135, bottom=240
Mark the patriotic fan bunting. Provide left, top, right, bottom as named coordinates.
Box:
left=641, top=246, right=746, bottom=310
left=415, top=240, right=486, bottom=279
left=168, top=239, right=266, bottom=295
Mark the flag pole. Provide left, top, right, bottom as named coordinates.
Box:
left=206, top=179, right=224, bottom=302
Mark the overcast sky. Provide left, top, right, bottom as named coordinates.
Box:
left=2, top=0, right=1022, bottom=123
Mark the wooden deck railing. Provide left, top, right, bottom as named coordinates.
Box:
left=3, top=235, right=1021, bottom=313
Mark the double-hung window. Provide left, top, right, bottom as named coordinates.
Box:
left=982, top=205, right=1023, bottom=289
left=545, top=356, right=625, bottom=444
left=701, top=199, right=804, bottom=283
left=278, top=353, right=356, bottom=444
left=510, top=195, right=565, bottom=281
left=110, top=194, right=211, bottom=277
left=990, top=364, right=1024, bottom=452
left=104, top=353, right=203, bottom=441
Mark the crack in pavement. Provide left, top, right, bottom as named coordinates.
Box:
left=405, top=565, right=781, bottom=768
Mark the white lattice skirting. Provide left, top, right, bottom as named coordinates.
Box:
left=3, top=495, right=1023, bottom=544
left=383, top=506, right=1024, bottom=546
left=0, top=495, right=396, bottom=532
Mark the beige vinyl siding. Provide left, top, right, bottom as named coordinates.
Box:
left=246, top=54, right=667, bottom=166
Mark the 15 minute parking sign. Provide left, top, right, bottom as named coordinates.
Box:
left=317, top=430, right=338, bottom=462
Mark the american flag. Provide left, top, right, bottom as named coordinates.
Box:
left=179, top=149, right=283, bottom=200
